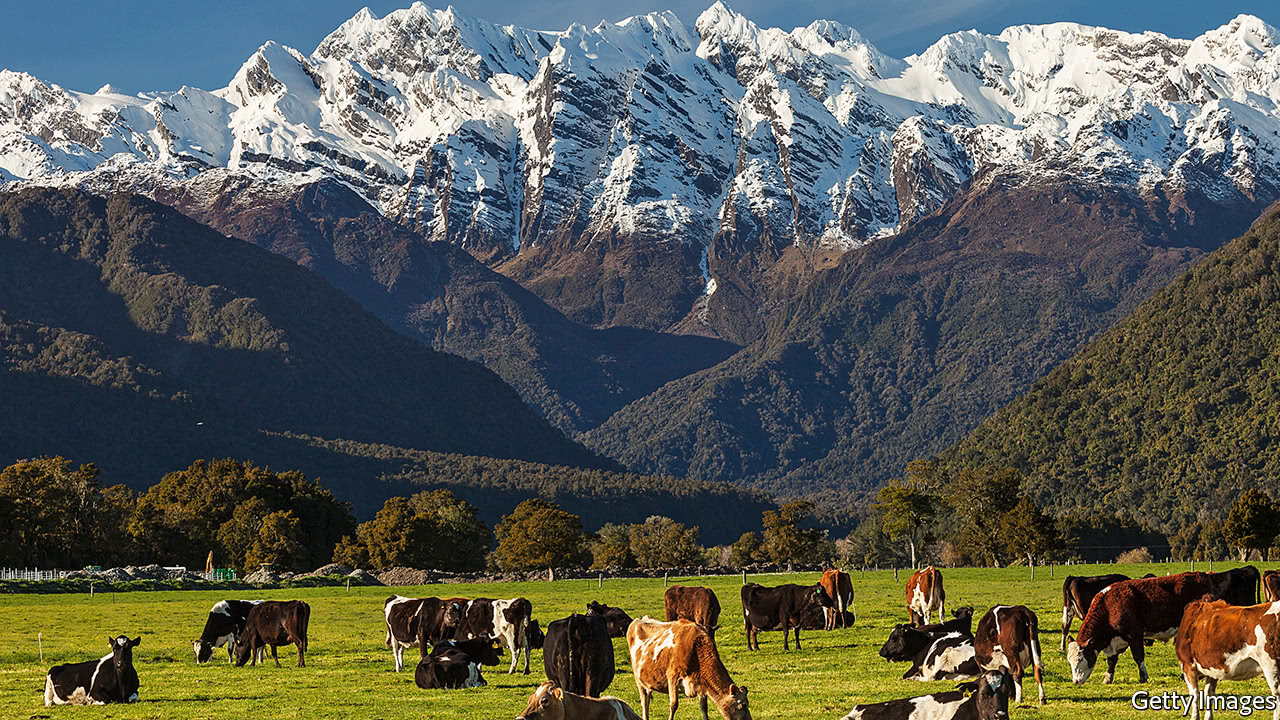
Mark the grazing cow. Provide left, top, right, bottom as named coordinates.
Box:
left=527, top=619, right=546, bottom=650
left=1266, top=570, right=1280, bottom=602
left=45, top=636, right=141, bottom=706
left=741, top=582, right=821, bottom=651
left=544, top=613, right=615, bottom=697
left=1067, top=571, right=1223, bottom=684
left=517, top=681, right=643, bottom=720
left=1059, top=574, right=1138, bottom=653
left=818, top=569, right=854, bottom=630
left=234, top=600, right=310, bottom=668
left=414, top=638, right=503, bottom=689
left=665, top=586, right=722, bottom=635
left=451, top=597, right=535, bottom=675
left=839, top=669, right=1013, bottom=720
left=385, top=596, right=464, bottom=672
left=906, top=567, right=945, bottom=626
left=627, top=617, right=751, bottom=720
left=973, top=605, right=1045, bottom=705
left=1176, top=599, right=1280, bottom=720
left=880, top=608, right=977, bottom=661
left=1208, top=566, right=1261, bottom=606
left=587, top=601, right=634, bottom=638
left=194, top=599, right=262, bottom=664
left=904, top=632, right=980, bottom=682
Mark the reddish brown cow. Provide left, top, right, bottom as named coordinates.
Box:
left=1264, top=570, right=1280, bottom=602
left=1176, top=599, right=1280, bottom=720
left=664, top=586, right=721, bottom=636
left=627, top=617, right=751, bottom=720
left=819, top=569, right=854, bottom=630
left=974, top=605, right=1046, bottom=705
left=905, top=567, right=945, bottom=627
left=1067, top=572, right=1222, bottom=684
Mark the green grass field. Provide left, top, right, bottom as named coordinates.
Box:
left=1, top=563, right=1273, bottom=719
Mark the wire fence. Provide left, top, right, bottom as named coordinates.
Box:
left=0, top=567, right=237, bottom=582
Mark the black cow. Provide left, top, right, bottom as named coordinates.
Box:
left=235, top=600, right=310, bottom=668
left=880, top=608, right=976, bottom=661
left=526, top=619, right=546, bottom=650
left=45, top=635, right=140, bottom=706
left=384, top=596, right=464, bottom=672
left=586, top=601, right=634, bottom=638
left=414, top=638, right=503, bottom=689
left=194, top=599, right=261, bottom=664
left=840, top=669, right=1013, bottom=720
left=544, top=613, right=615, bottom=697
left=1208, top=566, right=1260, bottom=606
left=741, top=582, right=823, bottom=651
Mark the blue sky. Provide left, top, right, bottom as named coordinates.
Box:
left=1, top=1, right=1275, bottom=95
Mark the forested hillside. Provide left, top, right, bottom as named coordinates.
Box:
left=939, top=203, right=1280, bottom=533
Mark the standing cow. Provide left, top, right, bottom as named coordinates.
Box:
left=235, top=600, right=310, bottom=668
left=1176, top=598, right=1280, bottom=720
left=587, top=601, right=634, bottom=638
left=665, top=586, right=722, bottom=636
left=974, top=605, right=1045, bottom=705
left=385, top=596, right=464, bottom=672
left=741, top=582, right=821, bottom=651
left=452, top=597, right=535, bottom=674
left=544, top=613, right=615, bottom=697
left=1059, top=574, right=1153, bottom=653
left=194, top=599, right=262, bottom=664
left=45, top=635, right=140, bottom=706
left=818, top=569, right=854, bottom=630
left=906, top=567, right=945, bottom=627
left=627, top=617, right=751, bottom=720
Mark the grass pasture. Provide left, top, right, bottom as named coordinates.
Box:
left=0, top=562, right=1272, bottom=719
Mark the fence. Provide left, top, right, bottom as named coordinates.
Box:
left=0, top=568, right=71, bottom=581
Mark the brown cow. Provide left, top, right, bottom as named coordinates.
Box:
left=974, top=605, right=1045, bottom=705
left=664, top=586, right=721, bottom=635
left=627, top=617, right=751, bottom=720
left=819, top=569, right=854, bottom=630
left=517, top=681, right=643, bottom=720
left=1265, top=570, right=1280, bottom=602
left=906, top=567, right=945, bottom=627
left=1176, top=599, right=1280, bottom=720
left=1067, top=571, right=1222, bottom=684
left=234, top=600, right=309, bottom=668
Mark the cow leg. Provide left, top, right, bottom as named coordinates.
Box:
left=1130, top=641, right=1148, bottom=683
left=1102, top=652, right=1119, bottom=684
left=1184, top=670, right=1201, bottom=720
left=271, top=643, right=280, bottom=668
left=782, top=619, right=790, bottom=651
left=297, top=638, right=305, bottom=668
left=636, top=679, right=652, bottom=720
left=667, top=684, right=680, bottom=720
left=1060, top=606, right=1072, bottom=653
left=1010, top=657, right=1025, bottom=703
left=1204, top=678, right=1218, bottom=720
left=700, top=695, right=711, bottom=720
left=1259, top=656, right=1280, bottom=720
left=794, top=624, right=802, bottom=650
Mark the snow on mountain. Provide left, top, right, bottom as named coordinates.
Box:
left=3, top=3, right=1280, bottom=311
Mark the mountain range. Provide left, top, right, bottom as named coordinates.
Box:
left=3, top=4, right=1279, bottom=519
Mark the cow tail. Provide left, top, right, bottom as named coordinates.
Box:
left=299, top=602, right=311, bottom=655
left=568, top=618, right=579, bottom=694
left=1028, top=614, right=1043, bottom=671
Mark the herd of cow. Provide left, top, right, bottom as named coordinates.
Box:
left=36, top=566, right=1280, bottom=720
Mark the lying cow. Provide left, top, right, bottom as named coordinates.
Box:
left=906, top=567, right=945, bottom=626
left=974, top=605, right=1045, bottom=705
left=1176, top=598, right=1280, bottom=720
left=586, top=601, right=634, bottom=638
left=880, top=608, right=977, bottom=661
left=194, top=599, right=262, bottom=664
left=819, top=569, right=854, bottom=630
left=627, top=617, right=751, bottom=720
left=517, top=681, right=643, bottom=720
left=545, top=613, right=615, bottom=697
left=665, top=586, right=722, bottom=636
left=385, top=596, right=464, bottom=672
left=234, top=600, right=310, bottom=668
left=45, top=635, right=140, bottom=706
left=839, top=669, right=1013, bottom=720
left=1068, top=571, right=1222, bottom=684
left=741, top=582, right=821, bottom=651
left=414, top=638, right=502, bottom=689
left=905, top=633, right=979, bottom=682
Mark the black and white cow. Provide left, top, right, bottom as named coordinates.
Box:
left=452, top=597, right=535, bottom=675
left=414, top=638, right=503, bottom=689
left=384, top=596, right=464, bottom=672
left=194, top=599, right=262, bottom=664
left=840, top=670, right=1013, bottom=720
left=45, top=635, right=141, bottom=706
left=904, top=633, right=980, bottom=682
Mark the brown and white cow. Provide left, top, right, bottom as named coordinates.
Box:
left=665, top=586, right=722, bottom=636
left=384, top=596, right=464, bottom=672
left=1067, top=571, right=1222, bottom=684
left=627, top=617, right=751, bottom=720
left=1176, top=598, right=1280, bottom=720
left=1266, top=570, right=1280, bottom=603
left=906, top=567, right=945, bottom=627
left=234, top=600, right=310, bottom=668
left=517, top=681, right=643, bottom=720
left=1059, top=574, right=1134, bottom=653
left=974, top=605, right=1045, bottom=705
left=819, top=569, right=854, bottom=630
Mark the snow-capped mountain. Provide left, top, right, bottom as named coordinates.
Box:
left=3, top=3, right=1279, bottom=333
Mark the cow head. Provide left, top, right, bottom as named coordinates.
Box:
left=193, top=639, right=214, bottom=664
left=973, top=669, right=1013, bottom=720
left=720, top=684, right=750, bottom=720
left=879, top=624, right=928, bottom=661
left=953, top=606, right=975, bottom=621
left=109, top=636, right=140, bottom=674
left=517, top=681, right=564, bottom=720
left=586, top=601, right=607, bottom=615
left=1066, top=636, right=1098, bottom=684
left=445, top=601, right=465, bottom=629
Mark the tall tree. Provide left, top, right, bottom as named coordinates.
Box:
left=1223, top=489, right=1279, bottom=561
left=628, top=516, right=702, bottom=568
left=589, top=523, right=635, bottom=570
left=874, top=477, right=937, bottom=569
left=999, top=496, right=1060, bottom=566
left=493, top=499, right=587, bottom=571
left=335, top=490, right=491, bottom=571
left=761, top=501, right=826, bottom=566
left=0, top=457, right=133, bottom=568
left=729, top=531, right=765, bottom=567
left=946, top=466, right=1021, bottom=566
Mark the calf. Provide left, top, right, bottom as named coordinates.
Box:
left=544, top=613, right=615, bottom=697
left=839, top=669, right=1013, bottom=720
left=1266, top=570, right=1280, bottom=602
left=414, top=638, right=503, bottom=689
left=45, top=635, right=141, bottom=706
left=587, top=601, right=634, bottom=638
left=517, top=681, right=643, bottom=720
left=819, top=569, right=854, bottom=630
left=1067, top=571, right=1222, bottom=684
left=1176, top=599, right=1280, bottom=720
left=385, top=595, right=464, bottom=672
left=974, top=605, right=1045, bottom=705
left=234, top=600, right=310, bottom=668
left=452, top=597, right=534, bottom=674
left=194, top=599, right=261, bottom=664
left=627, top=617, right=751, bottom=720
left=906, top=567, right=945, bottom=626
left=664, top=586, right=722, bottom=636
left=741, top=582, right=821, bottom=651
left=880, top=608, right=976, bottom=662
